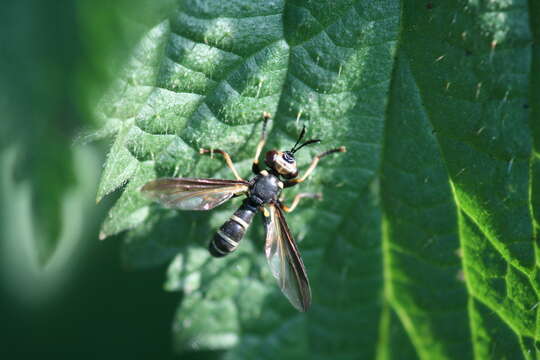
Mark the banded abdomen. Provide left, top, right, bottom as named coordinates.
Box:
left=209, top=199, right=258, bottom=257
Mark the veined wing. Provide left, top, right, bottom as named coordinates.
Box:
left=141, top=177, right=249, bottom=211
left=263, top=203, right=311, bottom=312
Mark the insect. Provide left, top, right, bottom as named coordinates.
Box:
left=141, top=113, right=346, bottom=311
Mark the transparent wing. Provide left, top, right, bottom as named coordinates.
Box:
left=264, top=203, right=311, bottom=311
left=141, top=177, right=249, bottom=211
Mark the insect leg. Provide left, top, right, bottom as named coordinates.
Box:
left=284, top=146, right=346, bottom=188
left=252, top=112, right=271, bottom=174
left=279, top=193, right=322, bottom=213
left=199, top=148, right=244, bottom=181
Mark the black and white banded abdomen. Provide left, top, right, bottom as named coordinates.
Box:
left=209, top=199, right=257, bottom=257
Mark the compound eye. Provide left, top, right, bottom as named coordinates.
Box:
left=265, top=150, right=278, bottom=167
left=283, top=152, right=295, bottom=164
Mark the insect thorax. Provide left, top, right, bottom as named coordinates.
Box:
left=248, top=173, right=282, bottom=206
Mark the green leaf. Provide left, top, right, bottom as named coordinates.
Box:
left=0, top=1, right=95, bottom=265
left=390, top=2, right=538, bottom=359
left=381, top=54, right=472, bottom=359
left=376, top=303, right=419, bottom=360
left=0, top=144, right=104, bottom=300
left=94, top=0, right=540, bottom=358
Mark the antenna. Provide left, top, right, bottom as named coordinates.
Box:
left=291, top=126, right=321, bottom=153
left=291, top=139, right=321, bottom=153
left=290, top=126, right=306, bottom=153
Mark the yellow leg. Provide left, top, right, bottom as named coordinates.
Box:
left=252, top=112, right=271, bottom=174
left=279, top=193, right=322, bottom=213
left=285, top=146, right=347, bottom=187
left=199, top=148, right=243, bottom=181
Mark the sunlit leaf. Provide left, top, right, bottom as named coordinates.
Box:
left=95, top=1, right=539, bottom=358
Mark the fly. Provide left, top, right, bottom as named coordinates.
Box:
left=141, top=113, right=346, bottom=311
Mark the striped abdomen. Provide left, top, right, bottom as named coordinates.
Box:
left=209, top=199, right=257, bottom=257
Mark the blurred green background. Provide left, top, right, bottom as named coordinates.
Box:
left=0, top=1, right=181, bottom=358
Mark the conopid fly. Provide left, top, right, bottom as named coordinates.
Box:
left=141, top=113, right=346, bottom=311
